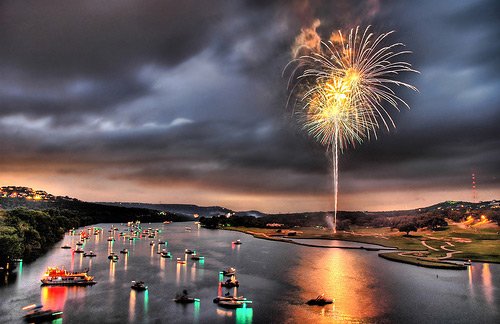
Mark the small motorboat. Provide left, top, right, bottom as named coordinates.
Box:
left=129, top=237, right=135, bottom=241
left=221, top=278, right=239, bottom=288
left=232, top=239, right=242, bottom=245
left=131, top=281, right=148, bottom=291
left=158, top=240, right=166, bottom=245
left=150, top=241, right=155, bottom=246
left=185, top=227, right=192, bottom=231
left=22, top=304, right=63, bottom=323
left=191, top=255, right=204, bottom=261
left=184, top=249, right=195, bottom=254
left=75, top=241, right=83, bottom=246
left=174, top=290, right=198, bottom=303
left=161, top=251, right=172, bottom=258
left=61, top=244, right=71, bottom=249
left=107, top=237, right=114, bottom=242
left=74, top=248, right=84, bottom=254
left=306, top=294, right=334, bottom=306
left=120, top=249, right=129, bottom=254
left=108, top=253, right=118, bottom=261
left=222, top=267, right=236, bottom=276
left=213, top=294, right=246, bottom=303
left=83, top=251, right=96, bottom=257
left=463, top=260, right=472, bottom=266
left=217, top=300, right=247, bottom=309
left=176, top=258, right=186, bottom=264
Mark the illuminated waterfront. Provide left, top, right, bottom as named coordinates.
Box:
left=0, top=222, right=499, bottom=323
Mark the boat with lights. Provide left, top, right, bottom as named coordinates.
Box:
left=174, top=290, right=198, bottom=303
left=131, top=281, right=148, bottom=291
left=213, top=295, right=247, bottom=303
left=40, top=267, right=96, bottom=286
left=22, top=304, right=63, bottom=323
left=221, top=277, right=239, bottom=288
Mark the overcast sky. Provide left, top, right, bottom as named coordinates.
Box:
left=0, top=0, right=498, bottom=212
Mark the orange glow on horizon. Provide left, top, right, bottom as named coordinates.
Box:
left=2, top=172, right=498, bottom=213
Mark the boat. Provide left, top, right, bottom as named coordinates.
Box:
left=176, top=257, right=186, bottom=264
left=184, top=249, right=195, bottom=254
left=131, top=281, right=148, bottom=291
left=174, top=290, right=198, bottom=303
left=217, top=300, right=246, bottom=309
left=120, top=249, right=128, bottom=254
left=22, top=304, right=63, bottom=323
left=306, top=294, right=334, bottom=306
left=222, top=267, right=236, bottom=276
left=161, top=251, right=172, bottom=258
left=74, top=248, right=84, bottom=253
left=150, top=241, right=155, bottom=246
left=464, top=260, right=472, bottom=266
left=191, top=255, right=204, bottom=261
left=108, top=253, right=119, bottom=261
left=75, top=241, right=83, bottom=246
left=221, top=278, right=239, bottom=288
left=83, top=251, right=96, bottom=257
left=185, top=227, right=192, bottom=231
left=213, top=295, right=247, bottom=303
left=61, top=245, right=71, bottom=249
left=232, top=239, right=242, bottom=245
left=40, top=267, right=96, bottom=286
left=163, top=221, right=172, bottom=224
left=107, top=237, right=114, bottom=242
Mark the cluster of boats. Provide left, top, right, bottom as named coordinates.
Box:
left=214, top=267, right=250, bottom=308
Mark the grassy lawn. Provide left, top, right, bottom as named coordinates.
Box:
left=225, top=223, right=500, bottom=268
left=378, top=252, right=466, bottom=270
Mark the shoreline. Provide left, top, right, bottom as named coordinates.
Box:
left=223, top=226, right=499, bottom=269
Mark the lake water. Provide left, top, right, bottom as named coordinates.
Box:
left=0, top=222, right=498, bottom=323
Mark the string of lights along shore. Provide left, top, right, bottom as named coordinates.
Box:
left=286, top=25, right=418, bottom=232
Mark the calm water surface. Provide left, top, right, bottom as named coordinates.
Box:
left=0, top=222, right=498, bottom=323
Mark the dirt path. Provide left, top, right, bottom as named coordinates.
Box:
left=421, top=240, right=439, bottom=251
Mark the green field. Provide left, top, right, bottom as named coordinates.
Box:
left=226, top=223, right=500, bottom=269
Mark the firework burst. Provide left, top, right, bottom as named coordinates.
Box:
left=286, top=26, right=418, bottom=232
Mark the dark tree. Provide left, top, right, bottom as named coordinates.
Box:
left=398, top=222, right=418, bottom=236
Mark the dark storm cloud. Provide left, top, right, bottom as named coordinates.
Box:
left=0, top=0, right=498, bottom=209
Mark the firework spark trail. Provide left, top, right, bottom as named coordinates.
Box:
left=286, top=26, right=418, bottom=232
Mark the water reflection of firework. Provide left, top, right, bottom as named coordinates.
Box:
left=286, top=26, right=417, bottom=232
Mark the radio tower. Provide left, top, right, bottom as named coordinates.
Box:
left=471, top=172, right=477, bottom=203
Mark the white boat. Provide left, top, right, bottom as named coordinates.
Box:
left=222, top=267, right=236, bottom=276
left=213, top=295, right=246, bottom=303
left=217, top=300, right=247, bottom=309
